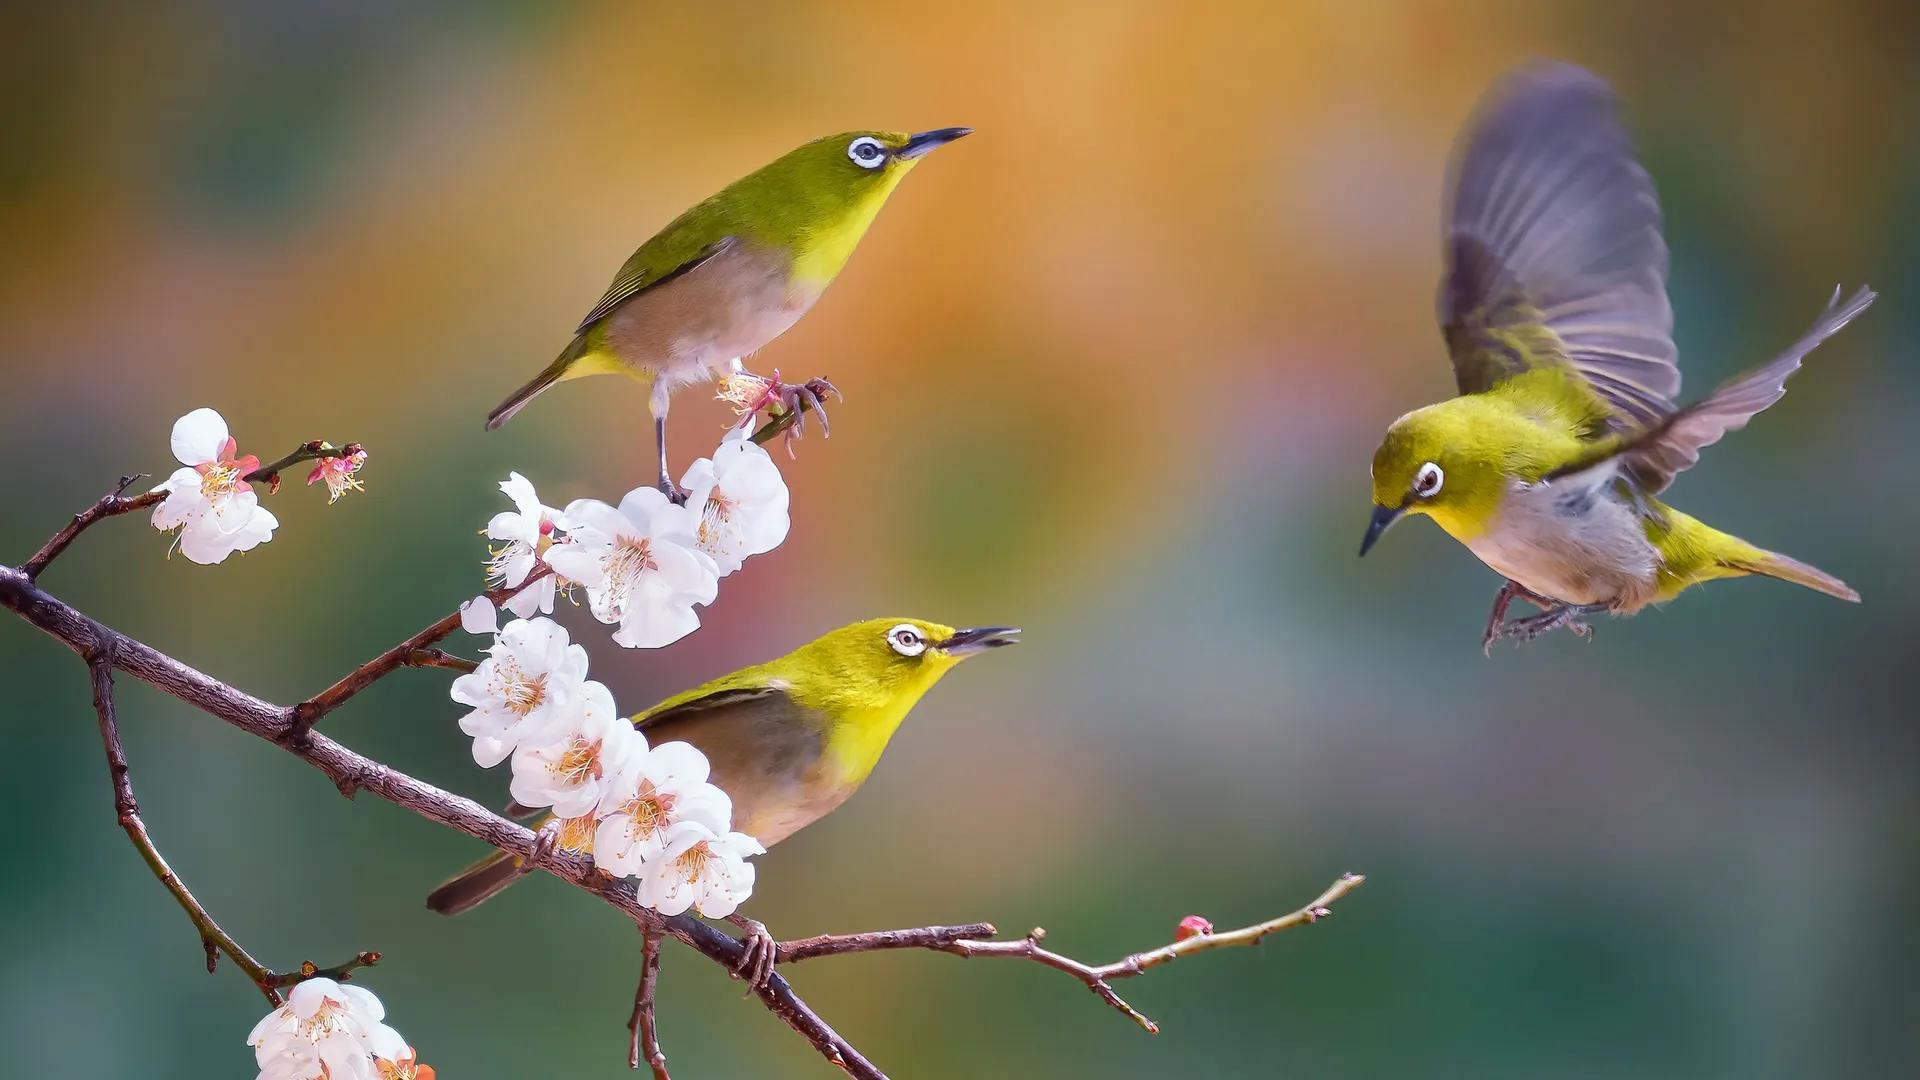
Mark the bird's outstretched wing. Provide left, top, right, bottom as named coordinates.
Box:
left=1440, top=63, right=1679, bottom=430
left=575, top=231, right=736, bottom=333
left=1549, top=285, right=1876, bottom=494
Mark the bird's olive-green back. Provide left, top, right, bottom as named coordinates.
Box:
left=576, top=131, right=925, bottom=331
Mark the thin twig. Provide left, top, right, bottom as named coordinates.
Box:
left=243, top=441, right=363, bottom=492
left=85, top=644, right=285, bottom=1005
left=265, top=952, right=384, bottom=989
left=629, top=932, right=668, bottom=1078
left=778, top=874, right=1366, bottom=1034
left=289, top=569, right=548, bottom=739
left=402, top=648, right=478, bottom=673
left=777, top=924, right=1000, bottom=962
left=24, top=437, right=361, bottom=579
left=22, top=476, right=164, bottom=579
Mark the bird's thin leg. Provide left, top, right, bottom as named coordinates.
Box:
left=1481, top=579, right=1560, bottom=655
left=650, top=383, right=687, bottom=504
left=1491, top=601, right=1610, bottom=647
left=654, top=415, right=674, bottom=496
left=725, top=913, right=777, bottom=993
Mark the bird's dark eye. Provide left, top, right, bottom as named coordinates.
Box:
left=886, top=623, right=926, bottom=656
left=847, top=137, right=886, bottom=169
left=1413, top=461, right=1445, bottom=498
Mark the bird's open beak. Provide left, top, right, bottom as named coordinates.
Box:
left=896, top=127, right=973, bottom=160
left=938, top=626, right=1020, bottom=656
left=1358, top=504, right=1403, bottom=557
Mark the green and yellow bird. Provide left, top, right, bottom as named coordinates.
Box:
left=486, top=128, right=971, bottom=493
left=1359, top=64, right=1874, bottom=651
left=427, top=618, right=1018, bottom=982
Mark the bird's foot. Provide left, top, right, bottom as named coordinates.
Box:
left=722, top=368, right=841, bottom=453
left=655, top=476, right=690, bottom=506
left=516, top=819, right=562, bottom=879
left=1487, top=602, right=1608, bottom=649
left=725, top=914, right=777, bottom=993
left=1481, top=580, right=1562, bottom=656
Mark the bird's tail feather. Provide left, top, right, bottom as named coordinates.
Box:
left=485, top=334, right=591, bottom=431
left=1731, top=550, right=1860, bottom=603
left=425, top=849, right=525, bottom=915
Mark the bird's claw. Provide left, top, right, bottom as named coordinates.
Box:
left=1481, top=581, right=1598, bottom=654
left=517, top=819, right=562, bottom=879
left=727, top=915, right=777, bottom=993
left=1485, top=603, right=1605, bottom=649
left=656, top=478, right=690, bottom=506
left=732, top=369, right=840, bottom=451
left=771, top=375, right=839, bottom=441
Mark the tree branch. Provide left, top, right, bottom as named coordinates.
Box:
left=7, top=468, right=1366, bottom=1078
left=1, top=562, right=883, bottom=1078
left=629, top=932, right=668, bottom=1078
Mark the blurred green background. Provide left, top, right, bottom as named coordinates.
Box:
left=3, top=2, right=1917, bottom=1076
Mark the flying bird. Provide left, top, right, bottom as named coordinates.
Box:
left=1360, top=64, right=1873, bottom=650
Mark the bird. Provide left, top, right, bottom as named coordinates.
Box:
left=1358, top=63, right=1874, bottom=651
left=426, top=617, right=1019, bottom=985
left=484, top=128, right=973, bottom=495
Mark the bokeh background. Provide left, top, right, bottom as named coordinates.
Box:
left=3, top=2, right=1917, bottom=1076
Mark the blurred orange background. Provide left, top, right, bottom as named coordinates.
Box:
left=3, top=2, right=1916, bottom=1076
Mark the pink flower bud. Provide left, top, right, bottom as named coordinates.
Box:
left=1174, top=915, right=1213, bottom=941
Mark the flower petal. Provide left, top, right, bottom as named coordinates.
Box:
left=459, top=596, right=499, bottom=636
left=170, top=407, right=230, bottom=466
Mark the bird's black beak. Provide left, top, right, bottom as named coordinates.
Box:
left=1358, top=504, right=1403, bottom=557
left=938, top=626, right=1020, bottom=656
left=896, top=127, right=973, bottom=160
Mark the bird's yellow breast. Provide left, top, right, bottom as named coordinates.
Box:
left=787, top=168, right=912, bottom=290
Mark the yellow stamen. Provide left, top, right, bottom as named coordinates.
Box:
left=550, top=735, right=603, bottom=785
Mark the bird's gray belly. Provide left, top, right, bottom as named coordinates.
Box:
left=1464, top=480, right=1659, bottom=607
left=601, top=242, right=813, bottom=386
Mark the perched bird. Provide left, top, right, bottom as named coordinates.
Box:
left=1359, top=64, right=1874, bottom=650
left=427, top=617, right=1019, bottom=984
left=485, top=128, right=973, bottom=494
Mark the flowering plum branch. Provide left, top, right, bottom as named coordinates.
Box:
left=2, top=399, right=1367, bottom=1080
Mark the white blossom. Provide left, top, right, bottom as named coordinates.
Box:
left=487, top=472, right=562, bottom=619
left=593, top=741, right=733, bottom=876
left=246, top=978, right=415, bottom=1080
left=636, top=819, right=764, bottom=918
left=149, top=407, right=278, bottom=564
left=545, top=488, right=718, bottom=649
left=507, top=679, right=640, bottom=818
left=449, top=617, right=589, bottom=767
left=678, top=426, right=790, bottom=576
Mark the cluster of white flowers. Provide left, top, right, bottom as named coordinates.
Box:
left=478, top=423, right=790, bottom=650
left=150, top=408, right=367, bottom=564
left=247, top=979, right=430, bottom=1080
left=452, top=600, right=764, bottom=916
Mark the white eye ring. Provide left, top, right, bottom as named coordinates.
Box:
left=886, top=623, right=927, bottom=656
left=1413, top=461, right=1444, bottom=498
left=847, top=136, right=886, bottom=169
